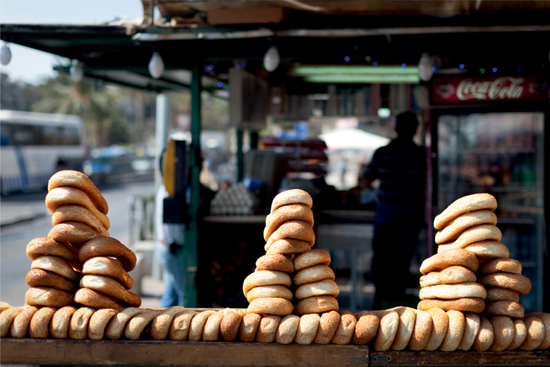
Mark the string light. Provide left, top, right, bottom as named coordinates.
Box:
left=70, top=60, right=84, bottom=82
left=492, top=67, right=498, bottom=73
left=418, top=53, right=433, bottom=81
left=344, top=56, right=350, bottom=62
left=365, top=56, right=371, bottom=62
left=517, top=67, right=521, bottom=72
left=1, top=42, right=12, bottom=66
left=217, top=81, right=223, bottom=88
left=459, top=64, right=465, bottom=70
left=263, top=46, right=280, bottom=72
left=148, top=51, right=164, bottom=79
left=480, top=68, right=485, bottom=74
left=401, top=63, right=406, bottom=69
left=372, top=61, right=378, bottom=67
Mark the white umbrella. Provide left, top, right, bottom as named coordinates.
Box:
left=320, top=128, right=390, bottom=151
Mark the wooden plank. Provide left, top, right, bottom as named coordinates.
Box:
left=208, top=7, right=286, bottom=25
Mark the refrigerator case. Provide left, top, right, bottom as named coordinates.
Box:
left=437, top=112, right=545, bottom=313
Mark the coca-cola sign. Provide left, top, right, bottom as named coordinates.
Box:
left=432, top=76, right=545, bottom=104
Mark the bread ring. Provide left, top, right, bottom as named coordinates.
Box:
left=489, top=316, right=515, bottom=351
left=52, top=205, right=109, bottom=237
left=238, top=313, right=262, bottom=342
left=271, top=189, right=313, bottom=212
left=479, top=258, right=522, bottom=275
left=10, top=306, right=39, bottom=338
left=26, top=237, right=80, bottom=267
left=525, top=313, right=550, bottom=350
left=265, top=220, right=315, bottom=250
left=293, top=264, right=335, bottom=286
left=169, top=310, right=197, bottom=341
left=478, top=272, right=531, bottom=295
left=439, top=310, right=465, bottom=352
left=461, top=241, right=510, bottom=259
left=424, top=308, right=449, bottom=351
left=352, top=313, right=379, bottom=345
left=295, top=296, right=338, bottom=316
left=46, top=187, right=110, bottom=228
left=420, top=248, right=479, bottom=274
left=485, top=287, right=520, bottom=302
left=48, top=222, right=102, bottom=246
left=266, top=239, right=312, bottom=255
left=188, top=310, right=216, bottom=341
left=434, top=193, right=497, bottom=230
left=25, top=287, right=74, bottom=308
left=519, top=316, right=544, bottom=351
left=485, top=300, right=525, bottom=318
left=150, top=306, right=185, bottom=340
left=419, top=266, right=476, bottom=288
left=264, top=204, right=314, bottom=241
left=125, top=310, right=161, bottom=340
left=256, top=315, right=281, bottom=343
left=88, top=308, right=118, bottom=340
left=50, top=306, right=78, bottom=338
left=458, top=313, right=481, bottom=351
left=248, top=298, right=294, bottom=316
left=69, top=306, right=96, bottom=340
left=0, top=307, right=23, bottom=338
left=255, top=254, right=294, bottom=273
left=295, top=279, right=339, bottom=300
left=83, top=256, right=133, bottom=290
left=387, top=307, right=416, bottom=351
left=74, top=288, right=126, bottom=312
left=435, top=210, right=497, bottom=244
left=26, top=269, right=79, bottom=293
left=31, top=255, right=80, bottom=281
left=473, top=316, right=494, bottom=352
left=276, top=314, right=300, bottom=345
left=408, top=310, right=432, bottom=351
left=105, top=307, right=145, bottom=340
left=48, top=170, right=109, bottom=214
left=79, top=237, right=137, bottom=272
left=315, top=311, right=341, bottom=345
left=246, top=285, right=293, bottom=302
left=331, top=312, right=356, bottom=345
left=243, top=271, right=291, bottom=297
left=419, top=282, right=487, bottom=300
left=438, top=224, right=502, bottom=251
left=220, top=310, right=243, bottom=342
left=293, top=249, right=331, bottom=272
left=507, top=319, right=527, bottom=350
left=357, top=310, right=399, bottom=351
left=80, top=275, right=141, bottom=307
left=417, top=297, right=485, bottom=313
left=203, top=311, right=224, bottom=341
left=0, top=302, right=11, bottom=312
left=295, top=314, right=320, bottom=345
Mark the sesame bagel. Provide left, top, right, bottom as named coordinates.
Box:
left=438, top=224, right=502, bottom=250
left=525, top=313, right=550, bottom=350
left=238, top=313, right=262, bottom=342
left=25, top=287, right=74, bottom=308
left=507, top=319, right=527, bottom=350
left=295, top=296, right=339, bottom=315
left=26, top=237, right=80, bottom=267
left=256, top=315, right=281, bottom=343
left=80, top=275, right=141, bottom=307
left=79, top=237, right=137, bottom=272
left=265, top=220, right=315, bottom=250
left=351, top=313, right=379, bottom=345
left=293, top=248, right=331, bottom=272
left=461, top=241, right=510, bottom=259
left=485, top=287, right=520, bottom=302
left=31, top=256, right=80, bottom=282
left=473, top=316, right=494, bottom=352
left=88, top=308, right=118, bottom=340
left=358, top=310, right=399, bottom=351
left=29, top=306, right=57, bottom=339
left=271, top=189, right=313, bottom=212
left=315, top=311, right=341, bottom=344
left=243, top=271, right=291, bottom=297
left=74, top=288, right=126, bottom=312
left=82, top=256, right=133, bottom=290
left=293, top=264, right=335, bottom=286
left=417, top=297, right=485, bottom=313
left=48, top=222, right=102, bottom=246
left=439, top=310, right=465, bottom=352
left=10, top=306, right=39, bottom=338
left=266, top=239, right=312, bottom=255
left=46, top=187, right=110, bottom=229
left=246, top=285, right=293, bottom=302
left=419, top=266, right=476, bottom=288
left=458, top=313, right=481, bottom=351
left=434, top=193, right=497, bottom=230
left=169, top=310, right=196, bottom=341
left=419, top=282, right=487, bottom=300
left=485, top=301, right=525, bottom=318
left=50, top=306, right=78, bottom=339
left=52, top=205, right=109, bottom=237
left=26, top=269, right=79, bottom=293
left=479, top=258, right=522, bottom=275
left=255, top=254, right=294, bottom=273
left=0, top=307, right=24, bottom=338
left=477, top=272, right=532, bottom=295
left=125, top=310, right=161, bottom=340
left=331, top=312, right=356, bottom=345
left=276, top=314, right=300, bottom=345
left=424, top=308, right=449, bottom=351
left=247, top=298, right=294, bottom=316
left=294, top=313, right=320, bottom=345
left=104, top=307, right=145, bottom=340
left=219, top=309, right=243, bottom=342
left=388, top=306, right=416, bottom=351
left=489, top=316, right=515, bottom=351
left=295, top=279, right=340, bottom=300
left=264, top=204, right=314, bottom=241
left=68, top=306, right=96, bottom=340
left=48, top=170, right=109, bottom=214
left=435, top=210, right=497, bottom=244
left=408, top=310, right=432, bottom=351
left=420, top=248, right=479, bottom=274
left=519, top=316, right=544, bottom=351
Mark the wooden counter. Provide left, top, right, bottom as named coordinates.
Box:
left=1, top=338, right=549, bottom=366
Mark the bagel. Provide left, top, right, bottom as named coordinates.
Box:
left=408, top=310, right=432, bottom=351
left=387, top=307, right=416, bottom=351
left=352, top=313, right=378, bottom=345
left=46, top=187, right=110, bottom=229
left=52, top=205, right=110, bottom=237
left=188, top=310, right=216, bottom=341
left=203, top=311, right=224, bottom=341
left=525, top=312, right=550, bottom=350
left=439, top=224, right=502, bottom=251
left=29, top=307, right=57, bottom=339
left=461, top=241, right=510, bottom=259
left=479, top=258, right=522, bottom=275
left=293, top=264, right=335, bottom=286
left=0, top=307, right=23, bottom=338
left=295, top=296, right=339, bottom=316
left=26, top=269, right=79, bottom=293
left=295, top=313, right=320, bottom=345
left=48, top=222, right=102, bottom=246
left=150, top=306, right=186, bottom=340
left=26, top=237, right=80, bottom=266
left=243, top=271, right=291, bottom=297
left=266, top=239, right=312, bottom=255
left=362, top=310, right=399, bottom=351
left=50, top=306, right=78, bottom=339
left=256, top=315, right=281, bottom=343
left=419, top=266, right=476, bottom=288
left=331, top=312, right=356, bottom=345
left=74, top=288, right=126, bottom=312
left=238, top=313, right=262, bottom=342
left=276, top=314, right=300, bottom=345
left=489, top=316, right=515, bottom=351
left=477, top=272, right=532, bottom=295
left=220, top=309, right=243, bottom=342
left=247, top=298, right=294, bottom=316
left=439, top=310, right=465, bottom=352
left=420, top=248, right=479, bottom=274
left=31, top=255, right=80, bottom=282
left=125, top=310, right=161, bottom=340
left=10, top=306, right=39, bottom=338
left=80, top=275, right=141, bottom=307
left=485, top=287, right=520, bottom=302
left=0, top=302, right=11, bottom=312
left=434, top=193, right=497, bottom=230
left=293, top=249, right=331, bottom=272
left=271, top=189, right=313, bottom=212
left=246, top=285, right=293, bottom=302
left=519, top=316, right=544, bottom=351
left=315, top=311, right=341, bottom=345
left=264, top=204, right=314, bottom=241
left=88, top=308, right=118, bottom=340
left=435, top=210, right=497, bottom=244
left=79, top=237, right=137, bottom=272
left=48, top=170, right=109, bottom=214
left=419, top=282, right=486, bottom=300
left=424, top=308, right=449, bottom=351
left=417, top=297, right=485, bottom=313
left=473, top=316, right=494, bottom=352
left=105, top=307, right=146, bottom=340
left=485, top=301, right=525, bottom=318
left=295, top=279, right=340, bottom=300
left=255, top=254, right=294, bottom=273
left=82, top=256, right=133, bottom=290
left=169, top=310, right=197, bottom=341
left=68, top=306, right=96, bottom=340
left=458, top=313, right=481, bottom=351
left=25, top=287, right=74, bottom=308
left=507, top=319, right=527, bottom=350
left=265, top=220, right=315, bottom=250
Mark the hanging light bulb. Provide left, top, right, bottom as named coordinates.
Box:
left=148, top=51, right=164, bottom=79
left=70, top=60, right=84, bottom=82
left=263, top=46, right=280, bottom=72
left=1, top=42, right=12, bottom=66
left=418, top=53, right=433, bottom=81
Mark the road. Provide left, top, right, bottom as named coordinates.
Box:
left=0, top=179, right=155, bottom=306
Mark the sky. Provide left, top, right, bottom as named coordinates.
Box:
left=0, top=0, right=143, bottom=85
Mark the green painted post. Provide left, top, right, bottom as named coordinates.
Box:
left=236, top=128, right=244, bottom=182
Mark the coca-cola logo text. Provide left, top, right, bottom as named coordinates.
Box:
left=456, top=77, right=524, bottom=100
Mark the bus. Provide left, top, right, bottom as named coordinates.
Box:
left=0, top=110, right=88, bottom=195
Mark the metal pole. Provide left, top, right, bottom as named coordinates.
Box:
left=236, top=129, right=244, bottom=182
